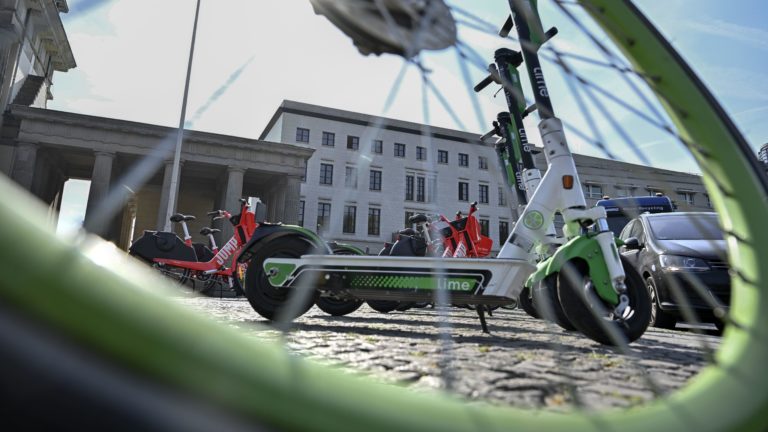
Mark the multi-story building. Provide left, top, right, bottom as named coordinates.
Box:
left=262, top=100, right=712, bottom=254
left=0, top=0, right=75, bottom=175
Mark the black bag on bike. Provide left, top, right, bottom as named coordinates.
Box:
left=129, top=230, right=198, bottom=262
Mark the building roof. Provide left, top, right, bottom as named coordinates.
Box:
left=259, top=100, right=484, bottom=145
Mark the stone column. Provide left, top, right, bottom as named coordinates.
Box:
left=222, top=166, right=245, bottom=241
left=271, top=178, right=287, bottom=223
left=282, top=176, right=301, bottom=225
left=156, top=160, right=178, bottom=231
left=10, top=143, right=37, bottom=191
left=83, top=151, right=115, bottom=235
left=118, top=194, right=138, bottom=250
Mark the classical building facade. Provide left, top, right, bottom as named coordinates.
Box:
left=0, top=2, right=313, bottom=249
left=3, top=106, right=312, bottom=248
left=262, top=100, right=712, bottom=253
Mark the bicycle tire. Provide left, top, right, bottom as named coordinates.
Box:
left=0, top=1, right=766, bottom=431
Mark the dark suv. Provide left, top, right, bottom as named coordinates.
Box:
left=618, top=212, right=729, bottom=330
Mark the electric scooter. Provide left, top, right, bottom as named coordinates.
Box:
left=239, top=0, right=651, bottom=345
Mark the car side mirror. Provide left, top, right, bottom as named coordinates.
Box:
left=623, top=237, right=642, bottom=250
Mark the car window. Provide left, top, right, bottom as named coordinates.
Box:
left=619, top=220, right=635, bottom=240
left=633, top=221, right=645, bottom=242
left=647, top=214, right=723, bottom=240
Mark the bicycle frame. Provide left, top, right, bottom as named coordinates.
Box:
left=154, top=200, right=257, bottom=278
left=435, top=203, right=493, bottom=258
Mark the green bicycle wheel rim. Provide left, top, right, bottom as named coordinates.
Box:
left=0, top=1, right=766, bottom=431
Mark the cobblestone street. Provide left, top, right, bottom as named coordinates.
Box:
left=176, top=296, right=720, bottom=412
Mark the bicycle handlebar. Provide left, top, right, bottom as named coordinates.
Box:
left=474, top=74, right=494, bottom=93
left=206, top=210, right=232, bottom=220
left=473, top=64, right=500, bottom=93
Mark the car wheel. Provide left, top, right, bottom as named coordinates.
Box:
left=646, top=277, right=677, bottom=329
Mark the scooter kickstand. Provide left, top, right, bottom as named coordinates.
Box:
left=477, top=306, right=490, bottom=334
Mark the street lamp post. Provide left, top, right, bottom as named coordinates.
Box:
left=164, top=0, right=202, bottom=231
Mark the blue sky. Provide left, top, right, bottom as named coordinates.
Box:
left=51, top=0, right=768, bottom=230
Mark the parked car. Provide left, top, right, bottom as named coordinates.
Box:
left=618, top=212, right=729, bottom=331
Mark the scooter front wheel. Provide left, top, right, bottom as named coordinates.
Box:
left=557, top=257, right=651, bottom=346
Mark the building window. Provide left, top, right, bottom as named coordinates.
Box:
left=406, top=174, right=428, bottom=202
left=347, top=135, right=359, bottom=150
left=343, top=205, right=356, bottom=234
left=438, top=150, right=448, bottom=164
left=416, top=177, right=426, bottom=202
left=369, top=169, right=382, bottom=191
left=372, top=139, right=383, bottom=154
left=298, top=200, right=305, bottom=227
left=498, top=186, right=506, bottom=206
left=705, top=194, right=712, bottom=208
left=647, top=188, right=664, bottom=196
left=677, top=191, right=694, bottom=205
left=459, top=153, right=469, bottom=167
left=322, top=131, right=335, bottom=146
left=615, top=186, right=631, bottom=198
left=499, top=220, right=509, bottom=243
left=416, top=146, right=427, bottom=161
left=404, top=211, right=415, bottom=228
left=368, top=208, right=381, bottom=236
left=320, top=163, right=333, bottom=185
left=458, top=181, right=469, bottom=201
left=479, top=184, right=489, bottom=204
left=479, top=218, right=490, bottom=237
left=405, top=175, right=414, bottom=201
left=479, top=156, right=488, bottom=170
left=301, top=162, right=307, bottom=183
left=394, top=143, right=406, bottom=157
left=345, top=166, right=358, bottom=188
left=296, top=127, right=310, bottom=143
left=583, top=183, right=603, bottom=199
left=317, top=202, right=331, bottom=233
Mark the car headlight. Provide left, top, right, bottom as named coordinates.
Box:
left=659, top=255, right=711, bottom=272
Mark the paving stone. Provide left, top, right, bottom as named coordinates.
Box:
left=175, top=297, right=720, bottom=412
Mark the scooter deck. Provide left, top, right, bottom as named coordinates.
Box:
left=264, top=255, right=535, bottom=299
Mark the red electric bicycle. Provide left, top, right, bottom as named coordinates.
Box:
left=129, top=198, right=257, bottom=296
left=367, top=201, right=494, bottom=313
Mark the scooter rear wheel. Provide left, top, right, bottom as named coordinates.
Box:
left=243, top=236, right=317, bottom=321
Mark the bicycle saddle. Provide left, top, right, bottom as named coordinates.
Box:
left=200, top=227, right=221, bottom=236
left=309, top=0, right=456, bottom=57
left=170, top=214, right=196, bottom=223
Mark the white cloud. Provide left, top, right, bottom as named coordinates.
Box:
left=683, top=18, right=768, bottom=51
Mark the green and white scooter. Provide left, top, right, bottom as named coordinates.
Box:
left=253, top=0, right=651, bottom=345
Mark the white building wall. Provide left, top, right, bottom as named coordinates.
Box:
left=263, top=100, right=710, bottom=254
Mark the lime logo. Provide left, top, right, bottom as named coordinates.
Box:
left=523, top=210, right=544, bottom=230
left=263, top=261, right=296, bottom=287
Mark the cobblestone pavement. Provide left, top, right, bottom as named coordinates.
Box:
left=175, top=296, right=721, bottom=412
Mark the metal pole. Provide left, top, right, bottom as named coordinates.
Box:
left=164, top=0, right=201, bottom=231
